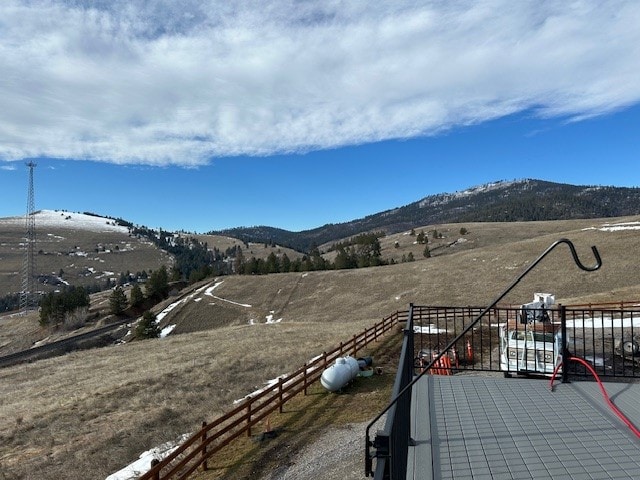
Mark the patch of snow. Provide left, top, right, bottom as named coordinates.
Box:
left=105, top=434, right=190, bottom=480
left=265, top=314, right=282, bottom=324
left=566, top=316, right=640, bottom=329
left=492, top=316, right=640, bottom=330
left=0, top=210, right=130, bottom=234
left=194, top=298, right=202, bottom=302
left=203, top=281, right=251, bottom=307
left=419, top=180, right=519, bottom=207
left=160, top=325, right=176, bottom=338
left=599, top=222, right=640, bottom=232
left=209, top=296, right=251, bottom=308
left=583, top=221, right=640, bottom=232
left=583, top=355, right=605, bottom=367
left=234, top=377, right=279, bottom=404
left=204, top=281, right=224, bottom=296
left=156, top=298, right=185, bottom=322
left=414, top=324, right=448, bottom=334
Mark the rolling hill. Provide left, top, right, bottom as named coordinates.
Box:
left=2, top=214, right=640, bottom=479
left=210, top=179, right=640, bottom=251
left=2, top=178, right=639, bottom=302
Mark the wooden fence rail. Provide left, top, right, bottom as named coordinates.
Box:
left=139, top=311, right=404, bottom=480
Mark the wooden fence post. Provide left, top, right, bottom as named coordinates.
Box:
left=278, top=377, right=284, bottom=413
left=352, top=334, right=357, bottom=356
left=201, top=421, right=208, bottom=471
left=246, top=400, right=252, bottom=437
left=150, top=459, right=160, bottom=480
left=303, top=363, right=308, bottom=395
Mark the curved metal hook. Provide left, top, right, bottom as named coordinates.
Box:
left=545, top=238, right=601, bottom=272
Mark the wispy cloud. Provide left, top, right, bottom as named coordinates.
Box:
left=0, top=1, right=638, bottom=166
left=0, top=165, right=17, bottom=171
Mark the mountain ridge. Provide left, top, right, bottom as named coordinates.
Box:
left=209, top=179, right=640, bottom=251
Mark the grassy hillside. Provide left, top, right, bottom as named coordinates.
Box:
left=1, top=216, right=640, bottom=479
left=0, top=213, right=302, bottom=313
left=0, top=211, right=172, bottom=297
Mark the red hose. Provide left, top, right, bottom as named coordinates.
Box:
left=550, top=356, right=640, bottom=439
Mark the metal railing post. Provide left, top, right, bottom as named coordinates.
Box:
left=560, top=304, right=569, bottom=383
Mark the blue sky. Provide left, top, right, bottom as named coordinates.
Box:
left=1, top=1, right=639, bottom=233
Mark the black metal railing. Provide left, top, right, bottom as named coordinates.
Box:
left=365, top=305, right=416, bottom=480
left=409, top=304, right=640, bottom=379
left=365, top=238, right=603, bottom=479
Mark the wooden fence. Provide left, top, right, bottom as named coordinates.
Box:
left=139, top=310, right=406, bottom=480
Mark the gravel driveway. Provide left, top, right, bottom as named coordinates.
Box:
left=258, top=421, right=372, bottom=480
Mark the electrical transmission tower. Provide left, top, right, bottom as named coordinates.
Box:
left=20, top=162, right=37, bottom=314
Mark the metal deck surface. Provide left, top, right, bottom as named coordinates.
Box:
left=408, top=375, right=640, bottom=479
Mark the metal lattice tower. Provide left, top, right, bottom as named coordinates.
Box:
left=20, top=162, right=37, bottom=313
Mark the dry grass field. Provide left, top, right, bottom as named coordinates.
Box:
left=1, top=215, right=640, bottom=479
left=193, top=234, right=305, bottom=263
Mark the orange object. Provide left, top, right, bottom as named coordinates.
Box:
left=466, top=339, right=474, bottom=364
left=451, top=347, right=459, bottom=368
left=429, top=352, right=452, bottom=375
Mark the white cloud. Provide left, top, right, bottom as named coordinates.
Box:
left=0, top=0, right=639, bottom=165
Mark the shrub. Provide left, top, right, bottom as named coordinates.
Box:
left=134, top=311, right=160, bottom=339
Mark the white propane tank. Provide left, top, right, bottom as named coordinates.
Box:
left=320, top=356, right=360, bottom=392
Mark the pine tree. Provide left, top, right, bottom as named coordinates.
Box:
left=234, top=247, right=245, bottom=274
left=134, top=311, right=160, bottom=339
left=266, top=252, right=280, bottom=273
left=281, top=253, right=291, bottom=272
left=109, top=286, right=128, bottom=315
left=145, top=265, right=169, bottom=300
left=130, top=284, right=144, bottom=308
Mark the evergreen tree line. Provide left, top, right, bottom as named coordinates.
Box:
left=235, top=233, right=387, bottom=275
left=39, top=286, right=90, bottom=326
left=130, top=227, right=234, bottom=281
left=37, top=266, right=171, bottom=329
